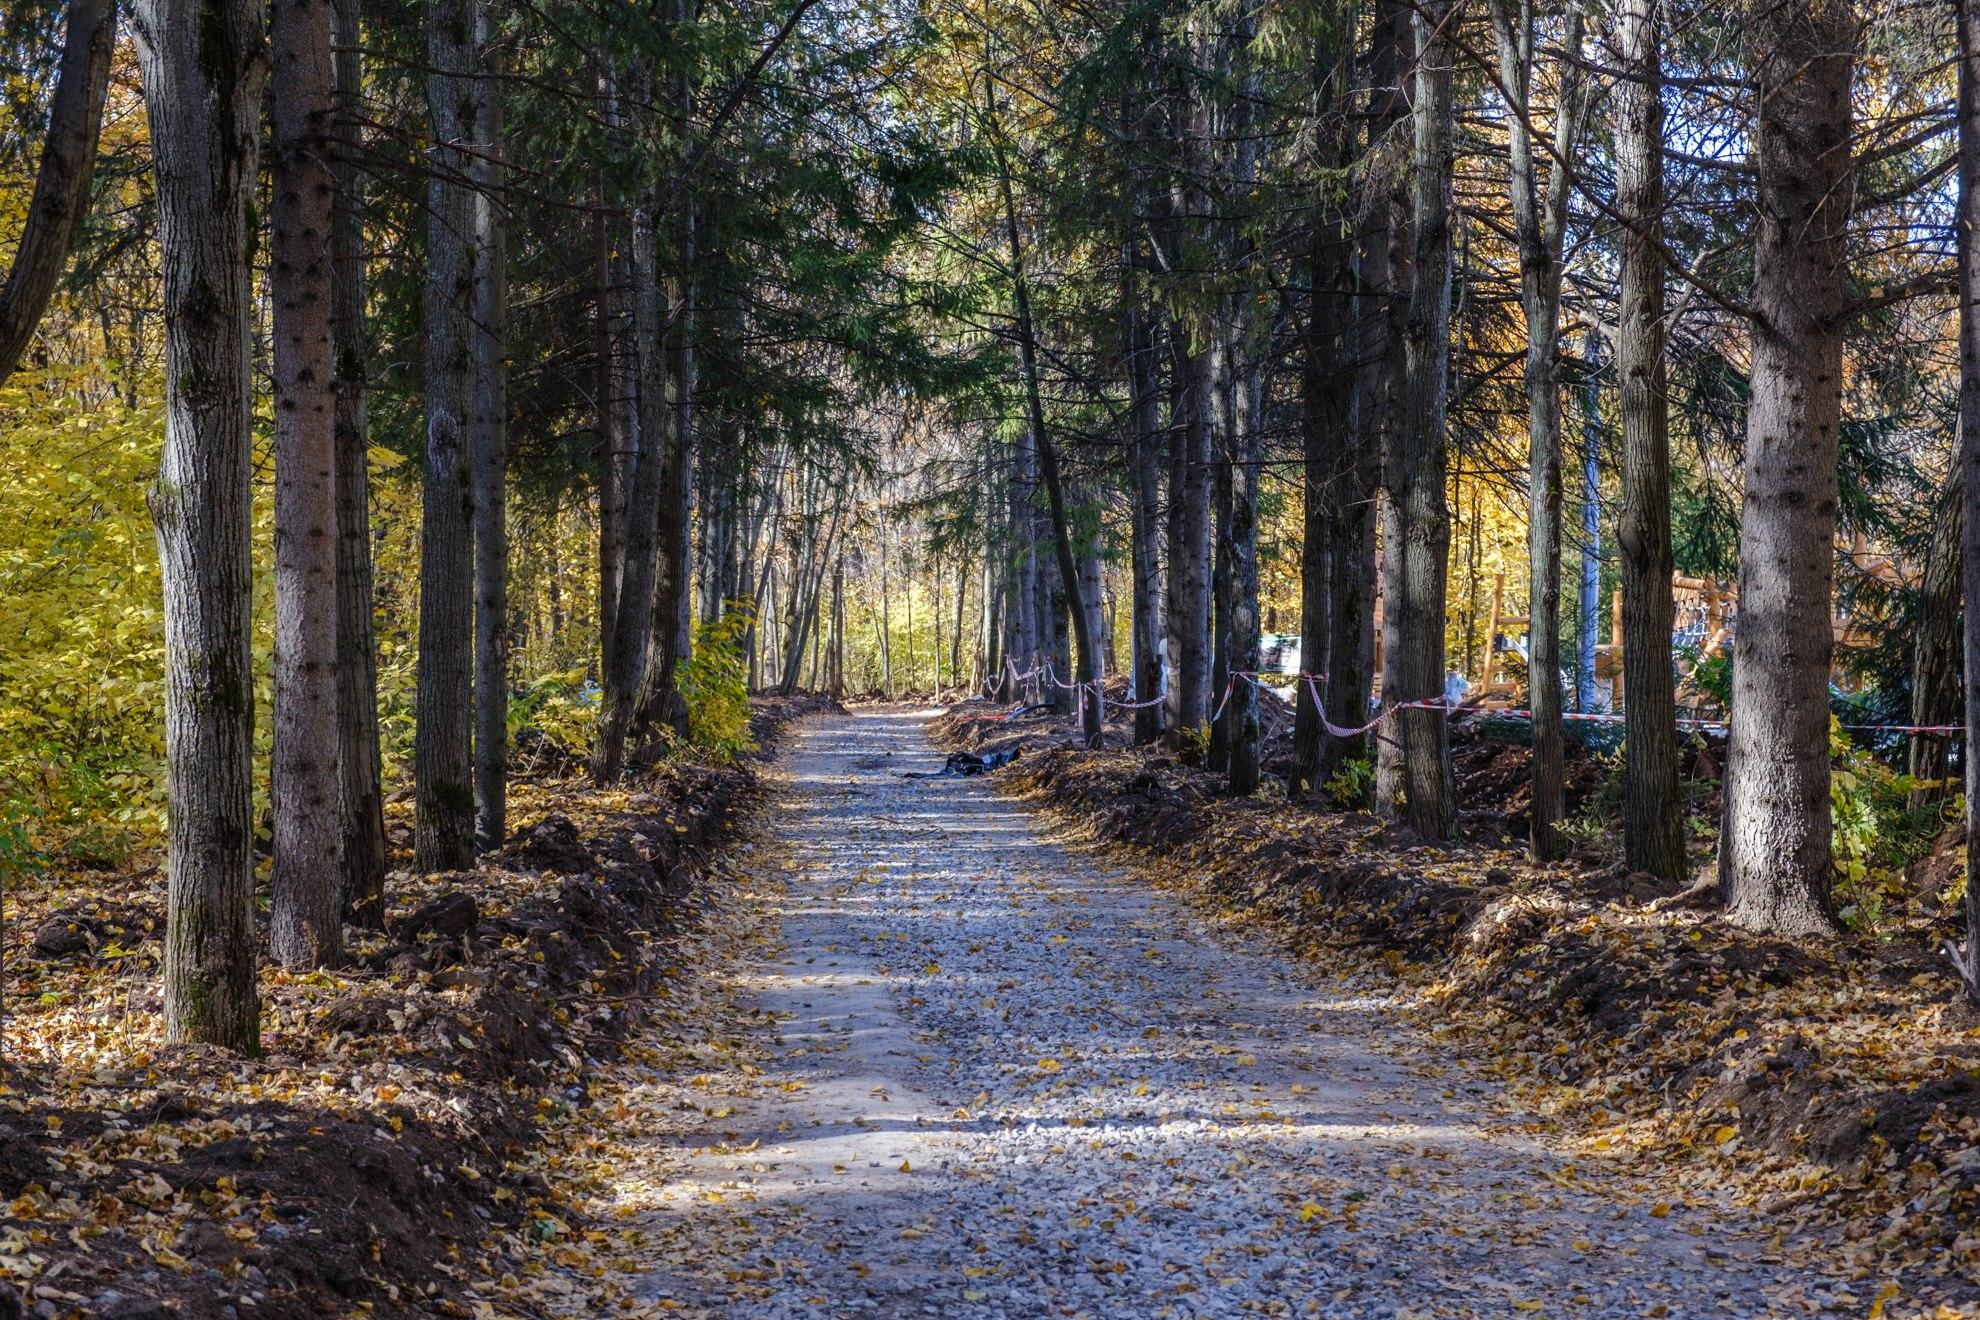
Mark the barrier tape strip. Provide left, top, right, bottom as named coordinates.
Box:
left=989, top=663, right=1961, bottom=740
left=1297, top=675, right=1958, bottom=739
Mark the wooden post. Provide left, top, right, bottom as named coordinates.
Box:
left=1479, top=572, right=1505, bottom=692
left=1611, top=588, right=1625, bottom=707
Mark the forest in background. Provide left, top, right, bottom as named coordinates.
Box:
left=8, top=0, right=1980, bottom=1310
left=0, top=0, right=1971, bottom=1088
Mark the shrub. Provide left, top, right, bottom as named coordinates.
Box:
left=679, top=606, right=755, bottom=762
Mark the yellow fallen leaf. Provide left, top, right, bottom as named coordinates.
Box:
left=1298, top=1201, right=1323, bottom=1222
left=1036, top=1058, right=1060, bottom=1073
left=1711, top=1125, right=1737, bottom=1145
left=1869, top=1282, right=1901, bottom=1319
left=899, top=1160, right=911, bottom=1173
left=1649, top=1203, right=1671, bottom=1218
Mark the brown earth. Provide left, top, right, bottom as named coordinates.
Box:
left=0, top=692, right=837, bottom=1320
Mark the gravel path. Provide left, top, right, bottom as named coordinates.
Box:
left=619, top=708, right=1847, bottom=1318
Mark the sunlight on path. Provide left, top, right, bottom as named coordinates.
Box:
left=603, top=708, right=1848, bottom=1318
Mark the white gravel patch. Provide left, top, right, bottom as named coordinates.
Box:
left=622, top=707, right=1849, bottom=1318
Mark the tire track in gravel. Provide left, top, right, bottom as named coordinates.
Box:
left=621, top=707, right=1848, bottom=1319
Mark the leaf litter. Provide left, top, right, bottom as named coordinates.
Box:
left=0, top=694, right=833, bottom=1319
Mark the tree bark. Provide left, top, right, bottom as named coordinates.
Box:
left=0, top=0, right=116, bottom=383
left=1210, top=393, right=1235, bottom=773
left=591, top=157, right=669, bottom=783
left=833, top=557, right=848, bottom=696
left=952, top=554, right=968, bottom=686
left=1612, top=0, right=1686, bottom=882
left=270, top=0, right=345, bottom=968
left=1911, top=459, right=1961, bottom=798
left=1488, top=0, right=1584, bottom=861
left=593, top=69, right=632, bottom=658
left=988, top=78, right=1101, bottom=744
left=1721, top=0, right=1855, bottom=937
left=1291, top=16, right=1356, bottom=799
left=331, top=0, right=386, bottom=927
left=1223, top=10, right=1264, bottom=796
left=471, top=0, right=509, bottom=850
left=1171, top=47, right=1217, bottom=738
left=1370, top=0, right=1412, bottom=817
left=1127, top=264, right=1168, bottom=743
left=1956, top=0, right=1980, bottom=999
left=1323, top=0, right=1398, bottom=790
left=1576, top=330, right=1602, bottom=713
left=415, top=0, right=479, bottom=871
left=134, top=0, right=265, bottom=1050
left=636, top=36, right=698, bottom=741
left=1228, top=358, right=1264, bottom=796
left=1395, top=0, right=1457, bottom=839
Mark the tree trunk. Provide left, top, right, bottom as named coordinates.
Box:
left=1323, top=0, right=1397, bottom=788
left=415, top=0, right=478, bottom=871
left=1358, top=0, right=1409, bottom=812
left=1911, top=460, right=1961, bottom=797
left=331, top=0, right=386, bottom=927
left=1010, top=430, right=1037, bottom=689
left=989, top=79, right=1101, bottom=744
left=1229, top=359, right=1264, bottom=796
left=471, top=0, right=509, bottom=850
left=593, top=69, right=632, bottom=658
left=1291, top=19, right=1355, bottom=798
left=833, top=557, right=847, bottom=696
left=1037, top=530, right=1064, bottom=710
left=1488, top=0, right=1584, bottom=861
left=1210, top=394, right=1235, bottom=774
left=1612, top=0, right=1686, bottom=881
left=1175, top=333, right=1216, bottom=735
left=636, top=53, right=698, bottom=740
left=952, top=554, right=968, bottom=685
left=270, top=0, right=345, bottom=967
left=1721, top=0, right=1855, bottom=936
left=1375, top=491, right=1404, bottom=814
left=1078, top=534, right=1105, bottom=688
left=1576, top=329, right=1602, bottom=713
left=591, top=158, right=669, bottom=782
left=0, top=0, right=115, bottom=383
left=1223, top=12, right=1264, bottom=795
left=1959, top=0, right=1980, bottom=1000
left=135, top=0, right=265, bottom=1049
left=879, top=506, right=895, bottom=695
left=1373, top=0, right=1414, bottom=818
left=1127, top=265, right=1168, bottom=743
left=1395, top=0, right=1457, bottom=839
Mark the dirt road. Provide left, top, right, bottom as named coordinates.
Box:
left=606, top=708, right=1843, bottom=1318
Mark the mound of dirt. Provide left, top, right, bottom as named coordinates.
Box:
left=0, top=694, right=830, bottom=1319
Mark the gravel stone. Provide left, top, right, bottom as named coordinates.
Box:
left=627, top=708, right=1846, bottom=1318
